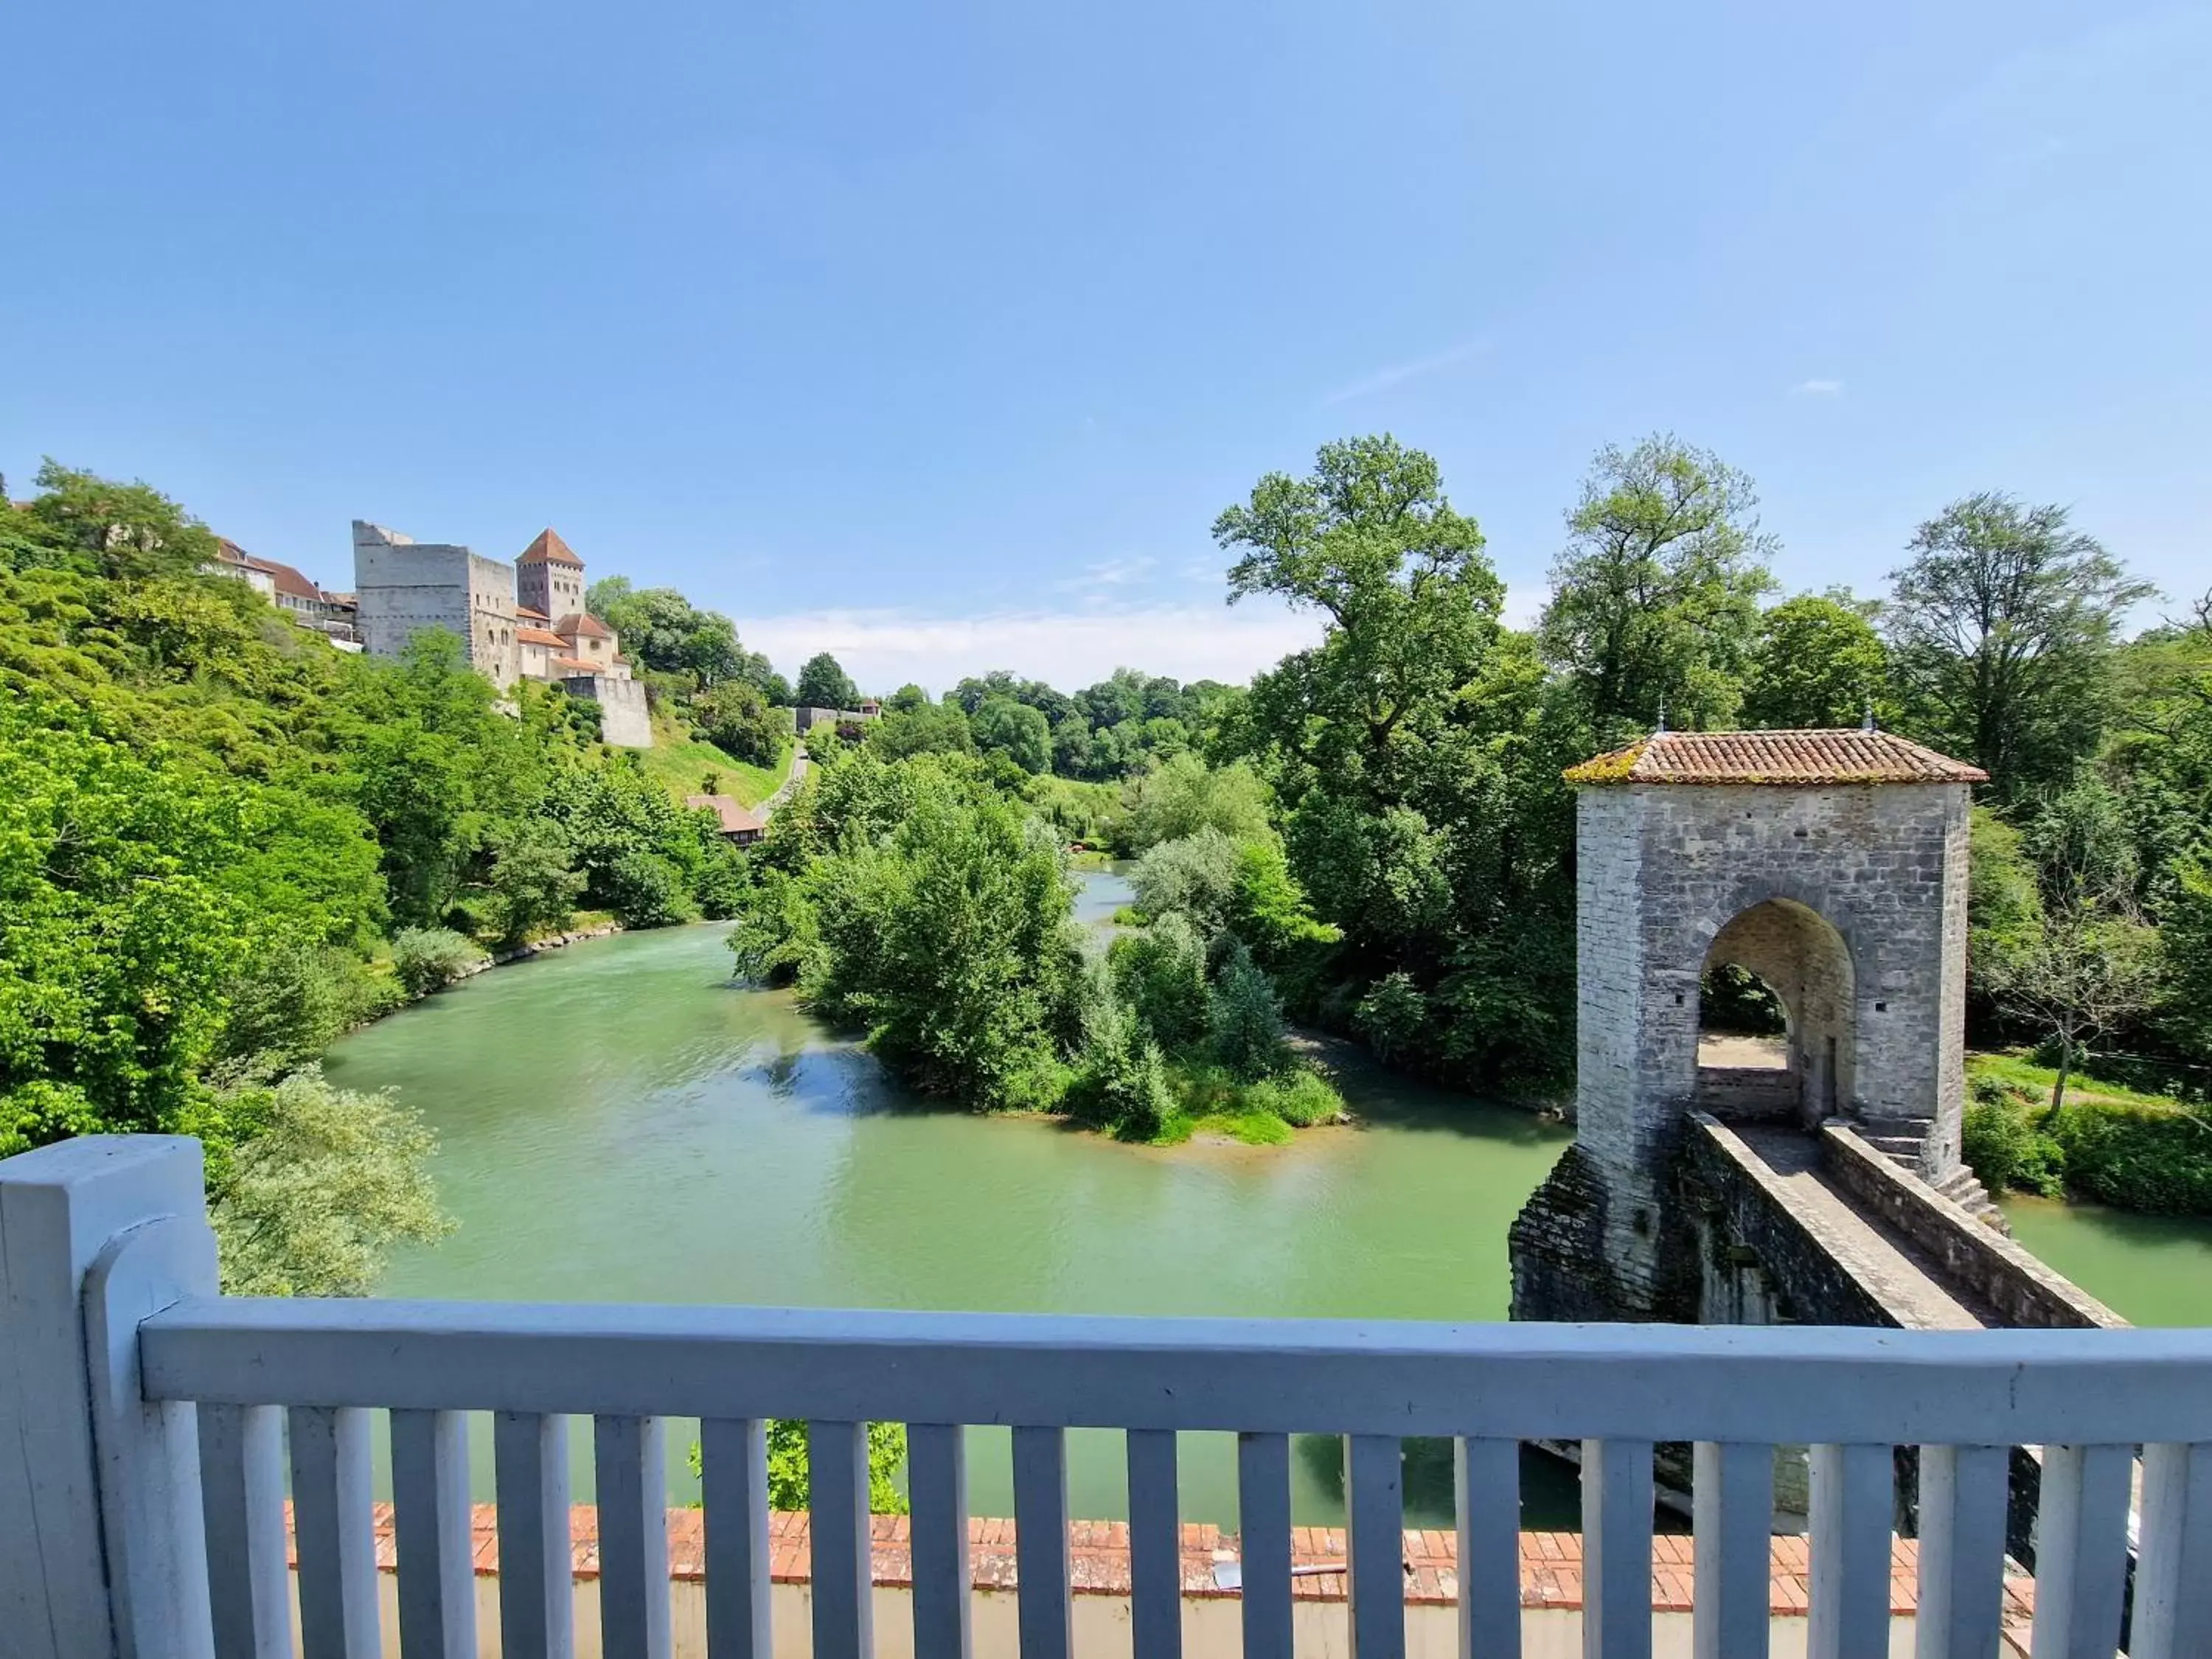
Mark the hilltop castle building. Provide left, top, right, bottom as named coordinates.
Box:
left=352, top=521, right=650, bottom=747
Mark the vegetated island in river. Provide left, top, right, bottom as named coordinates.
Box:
left=726, top=745, right=1348, bottom=1147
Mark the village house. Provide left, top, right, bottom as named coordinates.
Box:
left=206, top=538, right=361, bottom=647
left=684, top=792, right=767, bottom=844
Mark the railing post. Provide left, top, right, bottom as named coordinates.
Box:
left=0, top=1135, right=220, bottom=1659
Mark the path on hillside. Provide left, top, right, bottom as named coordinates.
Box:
left=759, top=742, right=809, bottom=819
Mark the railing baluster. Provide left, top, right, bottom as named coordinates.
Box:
left=1012, top=1425, right=1072, bottom=1659
left=1346, top=1434, right=1405, bottom=1659
left=2135, top=1441, right=2212, bottom=1659
left=198, top=1402, right=293, bottom=1659
left=391, top=1409, right=476, bottom=1659
left=808, top=1420, right=874, bottom=1659
left=1127, top=1430, right=1183, bottom=1659
left=288, top=1405, right=380, bottom=1659
left=594, top=1415, right=672, bottom=1659
left=908, top=1424, right=973, bottom=1659
left=1455, top=1437, right=1520, bottom=1659
left=701, top=1418, right=773, bottom=1659
left=1916, top=1444, right=2007, bottom=1659
left=1691, top=1441, right=1770, bottom=1659
left=1237, top=1430, right=1294, bottom=1659
left=2028, top=1443, right=2131, bottom=1659
left=1807, top=1444, right=1891, bottom=1659
left=494, top=1411, right=574, bottom=1659
left=1582, top=1438, right=1654, bottom=1659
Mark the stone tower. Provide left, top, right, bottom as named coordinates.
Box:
left=516, top=528, right=586, bottom=619
left=1510, top=727, right=1985, bottom=1323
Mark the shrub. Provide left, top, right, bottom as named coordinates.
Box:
left=392, top=928, right=485, bottom=997
left=1108, top=911, right=1210, bottom=1052
left=689, top=1422, right=907, bottom=1514
left=2049, top=1100, right=2212, bottom=1214
left=606, top=850, right=695, bottom=928
left=1246, top=1066, right=1343, bottom=1127
left=1067, top=976, right=1178, bottom=1139
left=1353, top=972, right=1428, bottom=1065
left=1208, top=942, right=1287, bottom=1082
left=218, top=943, right=403, bottom=1068
left=1130, top=827, right=1240, bottom=931
left=1961, top=1089, right=2066, bottom=1197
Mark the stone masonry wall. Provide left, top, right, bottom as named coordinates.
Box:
left=568, top=674, right=651, bottom=748
left=354, top=523, right=519, bottom=688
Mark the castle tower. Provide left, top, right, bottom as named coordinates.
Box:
left=1509, top=727, right=1984, bottom=1323
left=517, top=527, right=586, bottom=619
left=352, top=520, right=521, bottom=688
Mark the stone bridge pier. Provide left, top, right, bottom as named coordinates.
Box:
left=1511, top=728, right=1986, bottom=1327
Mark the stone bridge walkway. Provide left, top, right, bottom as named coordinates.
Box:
left=1728, top=1127, right=1997, bottom=1330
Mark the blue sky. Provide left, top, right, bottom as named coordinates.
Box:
left=4, top=1, right=2206, bottom=692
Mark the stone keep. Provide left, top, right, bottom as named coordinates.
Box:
left=352, top=521, right=522, bottom=689
left=1511, top=728, right=1986, bottom=1323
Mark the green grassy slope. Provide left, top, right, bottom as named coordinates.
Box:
left=633, top=706, right=795, bottom=809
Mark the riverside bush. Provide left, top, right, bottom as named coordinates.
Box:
left=1245, top=1067, right=1343, bottom=1127
left=392, top=928, right=484, bottom=997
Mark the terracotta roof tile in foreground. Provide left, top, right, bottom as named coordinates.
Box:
left=316, top=1504, right=2038, bottom=1641
left=1565, top=728, right=1986, bottom=787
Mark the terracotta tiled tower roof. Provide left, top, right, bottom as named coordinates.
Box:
left=518, top=528, right=583, bottom=567
left=1563, top=728, right=1987, bottom=786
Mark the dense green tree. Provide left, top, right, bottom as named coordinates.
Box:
left=1538, top=434, right=1775, bottom=738
left=693, top=679, right=785, bottom=766
left=866, top=700, right=974, bottom=759
left=1122, top=754, right=1272, bottom=852
left=736, top=753, right=1085, bottom=1109
left=1886, top=494, right=2152, bottom=799
left=970, top=697, right=1051, bottom=774
left=8, top=459, right=220, bottom=580
left=1218, top=434, right=1502, bottom=768
left=886, top=683, right=932, bottom=712
left=484, top=820, right=586, bottom=945
left=587, top=579, right=778, bottom=692
left=1742, top=592, right=1891, bottom=728
left=796, top=652, right=860, bottom=711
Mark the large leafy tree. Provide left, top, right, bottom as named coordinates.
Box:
left=796, top=652, right=860, bottom=711
left=1538, top=434, right=1775, bottom=740
left=1741, top=591, right=1891, bottom=729
left=1217, top=434, right=1501, bottom=772
left=1886, top=494, right=2152, bottom=799
left=970, top=697, right=1051, bottom=774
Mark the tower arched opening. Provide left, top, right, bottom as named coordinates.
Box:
left=1694, top=897, right=1856, bottom=1124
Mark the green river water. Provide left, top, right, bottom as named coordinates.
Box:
left=324, top=872, right=1578, bottom=1526
left=321, top=872, right=2212, bottom=1526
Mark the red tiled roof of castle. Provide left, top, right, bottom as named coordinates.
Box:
left=554, top=612, right=613, bottom=640
left=516, top=605, right=550, bottom=622
left=685, top=794, right=767, bottom=835
left=1564, top=728, right=1987, bottom=786
left=517, top=627, right=568, bottom=647
left=551, top=655, right=599, bottom=674
left=518, top=528, right=583, bottom=567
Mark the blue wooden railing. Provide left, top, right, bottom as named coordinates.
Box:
left=3, top=1135, right=2209, bottom=1659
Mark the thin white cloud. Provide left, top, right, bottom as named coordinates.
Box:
left=1790, top=378, right=1845, bottom=397
left=1321, top=340, right=1488, bottom=406
left=1054, top=554, right=1157, bottom=594
left=741, top=601, right=1323, bottom=697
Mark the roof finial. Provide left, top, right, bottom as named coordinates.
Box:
left=1861, top=697, right=1876, bottom=734
left=1655, top=697, right=1668, bottom=735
